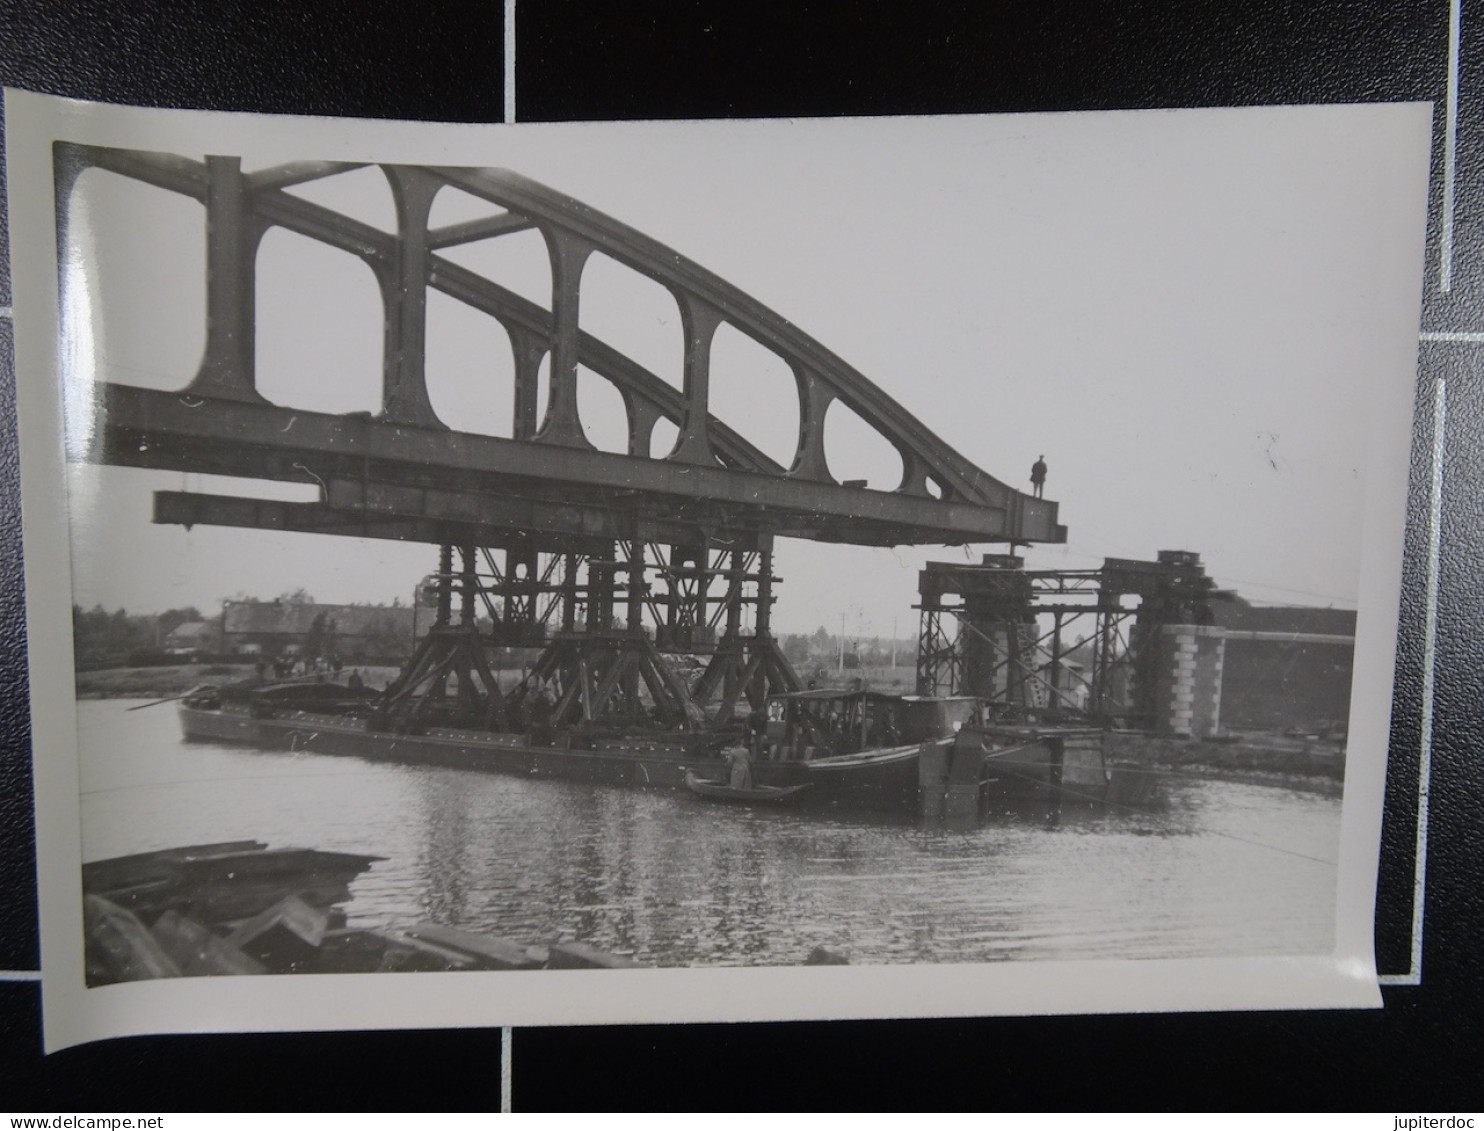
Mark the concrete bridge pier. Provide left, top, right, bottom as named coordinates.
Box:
left=1154, top=625, right=1226, bottom=739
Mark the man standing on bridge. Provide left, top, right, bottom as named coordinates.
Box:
left=1030, top=454, right=1048, bottom=499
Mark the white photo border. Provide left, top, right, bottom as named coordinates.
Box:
left=5, top=91, right=1429, bottom=1051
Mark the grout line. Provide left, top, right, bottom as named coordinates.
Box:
left=0, top=305, right=13, bottom=320
left=505, top=0, right=517, bottom=125
left=0, top=969, right=41, bottom=982
left=501, top=1025, right=513, bottom=1112
left=1379, top=375, right=1446, bottom=987
left=1420, top=330, right=1484, bottom=341
left=1442, top=0, right=1461, bottom=292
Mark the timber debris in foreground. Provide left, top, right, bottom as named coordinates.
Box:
left=82, top=841, right=643, bottom=983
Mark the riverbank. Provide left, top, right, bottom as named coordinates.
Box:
left=1109, top=730, right=1346, bottom=796
left=74, top=663, right=406, bottom=699
left=75, top=663, right=256, bottom=699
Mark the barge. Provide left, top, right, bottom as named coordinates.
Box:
left=179, top=678, right=1160, bottom=814
left=177, top=682, right=975, bottom=806
left=918, top=724, right=1162, bottom=819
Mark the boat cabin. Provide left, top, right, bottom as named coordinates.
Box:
left=761, top=689, right=978, bottom=761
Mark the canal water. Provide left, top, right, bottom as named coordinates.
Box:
left=77, top=699, right=1342, bottom=967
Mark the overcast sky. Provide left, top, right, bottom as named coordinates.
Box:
left=51, top=105, right=1429, bottom=637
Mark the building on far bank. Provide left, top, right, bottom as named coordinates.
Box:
left=1211, top=598, right=1355, bottom=732
left=162, top=620, right=218, bottom=658
left=220, top=600, right=419, bottom=664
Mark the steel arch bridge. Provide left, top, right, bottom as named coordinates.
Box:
left=55, top=143, right=1065, bottom=731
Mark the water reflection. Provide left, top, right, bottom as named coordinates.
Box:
left=79, top=700, right=1341, bottom=967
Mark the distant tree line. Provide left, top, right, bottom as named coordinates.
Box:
left=777, top=627, right=915, bottom=670
left=73, top=600, right=921, bottom=674
left=72, top=604, right=205, bottom=671
left=73, top=586, right=455, bottom=672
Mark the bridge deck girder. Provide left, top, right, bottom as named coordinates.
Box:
left=100, top=384, right=1064, bottom=548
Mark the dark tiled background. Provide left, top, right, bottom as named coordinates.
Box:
left=1, top=0, right=1480, bottom=1109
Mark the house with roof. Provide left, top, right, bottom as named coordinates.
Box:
left=162, top=620, right=218, bottom=658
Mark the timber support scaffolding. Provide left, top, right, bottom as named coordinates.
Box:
left=916, top=550, right=1228, bottom=728
left=379, top=535, right=799, bottom=734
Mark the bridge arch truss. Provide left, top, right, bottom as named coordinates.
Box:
left=55, top=144, right=1064, bottom=732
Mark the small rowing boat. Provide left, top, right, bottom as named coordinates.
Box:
left=683, top=771, right=811, bottom=803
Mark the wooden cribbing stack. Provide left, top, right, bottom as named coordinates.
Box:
left=82, top=841, right=644, bottom=982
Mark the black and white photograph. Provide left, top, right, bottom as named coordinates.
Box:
left=7, top=92, right=1429, bottom=1048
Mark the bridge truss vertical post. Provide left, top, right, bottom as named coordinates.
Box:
left=510, top=330, right=545, bottom=442
left=790, top=368, right=836, bottom=483
left=188, top=156, right=267, bottom=403
left=379, top=167, right=446, bottom=429
left=535, top=229, right=593, bottom=447
left=670, top=295, right=723, bottom=465
left=624, top=398, right=663, bottom=459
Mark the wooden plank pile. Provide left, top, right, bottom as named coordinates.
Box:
left=82, top=841, right=644, bottom=982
